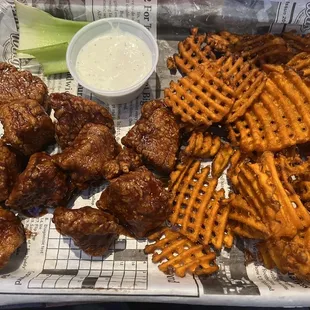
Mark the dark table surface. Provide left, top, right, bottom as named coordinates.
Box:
left=2, top=303, right=309, bottom=310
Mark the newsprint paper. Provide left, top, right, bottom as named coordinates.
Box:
left=0, top=0, right=310, bottom=307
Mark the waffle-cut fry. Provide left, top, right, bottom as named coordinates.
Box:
left=255, top=46, right=295, bottom=66
left=229, top=222, right=265, bottom=240
left=236, top=152, right=310, bottom=238
left=258, top=228, right=310, bottom=280
left=207, top=31, right=241, bottom=53
left=169, top=161, right=233, bottom=249
left=215, top=56, right=267, bottom=123
left=144, top=228, right=219, bottom=277
left=261, top=64, right=285, bottom=74
left=174, top=28, right=216, bottom=75
left=278, top=153, right=310, bottom=177
left=169, top=160, right=218, bottom=243
left=165, top=63, right=235, bottom=127
left=287, top=52, right=310, bottom=77
left=305, top=202, right=310, bottom=212
left=276, top=154, right=310, bottom=203
left=276, top=153, right=307, bottom=191
left=227, top=149, right=242, bottom=188
left=227, top=194, right=270, bottom=239
left=227, top=74, right=266, bottom=123
left=232, top=34, right=294, bottom=64
left=211, top=143, right=235, bottom=178
left=228, top=69, right=310, bottom=153
left=199, top=190, right=234, bottom=249
left=226, top=150, right=258, bottom=192
left=258, top=241, right=273, bottom=269
left=183, top=131, right=221, bottom=159
left=283, top=31, right=310, bottom=53
left=167, top=56, right=177, bottom=71
left=294, top=181, right=310, bottom=202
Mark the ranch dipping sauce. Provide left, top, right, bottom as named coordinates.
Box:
left=76, top=26, right=152, bottom=91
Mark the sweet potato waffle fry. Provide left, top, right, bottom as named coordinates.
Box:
left=183, top=131, right=221, bottom=159
left=232, top=34, right=294, bottom=65
left=211, top=143, right=235, bottom=178
left=162, top=30, right=310, bottom=280
left=226, top=149, right=244, bottom=189
left=167, top=49, right=267, bottom=125
left=258, top=228, right=310, bottom=280
left=261, top=63, right=285, bottom=74
left=294, top=181, right=310, bottom=203
left=164, top=63, right=235, bottom=127
left=287, top=52, right=310, bottom=77
left=227, top=194, right=270, bottom=239
left=182, top=131, right=235, bottom=178
left=169, top=160, right=233, bottom=249
left=206, top=31, right=241, bottom=54
left=276, top=154, right=310, bottom=204
left=169, top=160, right=218, bottom=240
left=234, top=152, right=310, bottom=238
left=220, top=56, right=267, bottom=123
left=174, top=28, right=216, bottom=75
left=228, top=69, right=310, bottom=153
left=144, top=228, right=219, bottom=277
left=166, top=56, right=177, bottom=71
left=201, top=190, right=234, bottom=249
left=283, top=31, right=310, bottom=53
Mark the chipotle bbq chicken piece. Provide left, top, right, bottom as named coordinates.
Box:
left=121, top=100, right=180, bottom=174
left=0, top=99, right=54, bottom=156
left=0, top=141, right=21, bottom=202
left=0, top=207, right=25, bottom=269
left=0, top=62, right=48, bottom=110
left=53, top=123, right=121, bottom=189
left=49, top=93, right=114, bottom=149
left=53, top=206, right=124, bottom=256
left=102, top=147, right=142, bottom=180
left=97, top=167, right=171, bottom=238
left=6, top=153, right=73, bottom=211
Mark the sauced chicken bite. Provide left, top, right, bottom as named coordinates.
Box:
left=0, top=62, right=48, bottom=110
left=122, top=100, right=180, bottom=174
left=0, top=99, right=54, bottom=156
left=53, top=206, right=124, bottom=256
left=97, top=167, right=171, bottom=238
left=6, top=153, right=73, bottom=211
left=49, top=93, right=114, bottom=149
left=53, top=123, right=121, bottom=189
left=102, top=147, right=142, bottom=180
left=0, top=141, right=21, bottom=202
left=0, top=207, right=25, bottom=269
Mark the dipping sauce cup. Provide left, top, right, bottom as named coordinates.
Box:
left=66, top=18, right=159, bottom=105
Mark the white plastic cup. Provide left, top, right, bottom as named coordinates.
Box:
left=66, top=18, right=159, bottom=105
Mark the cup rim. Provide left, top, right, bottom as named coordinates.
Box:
left=66, top=17, right=159, bottom=98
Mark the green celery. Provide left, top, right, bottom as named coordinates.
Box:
left=15, top=1, right=88, bottom=58
left=18, top=43, right=68, bottom=75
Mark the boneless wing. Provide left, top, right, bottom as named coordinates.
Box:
left=0, top=62, right=48, bottom=110
left=53, top=123, right=122, bottom=189
left=0, top=99, right=54, bottom=155
left=49, top=93, right=114, bottom=149
left=0, top=207, right=25, bottom=269
left=97, top=167, right=171, bottom=238
left=102, top=147, right=142, bottom=180
left=0, top=141, right=21, bottom=202
left=6, top=153, right=73, bottom=211
left=53, top=206, right=125, bottom=256
left=122, top=100, right=180, bottom=174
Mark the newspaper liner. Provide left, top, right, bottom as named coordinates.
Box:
left=0, top=0, right=310, bottom=307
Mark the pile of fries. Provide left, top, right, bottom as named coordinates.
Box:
left=145, top=30, right=310, bottom=280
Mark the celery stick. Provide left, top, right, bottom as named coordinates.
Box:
left=15, top=1, right=88, bottom=58
left=19, top=43, right=68, bottom=75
